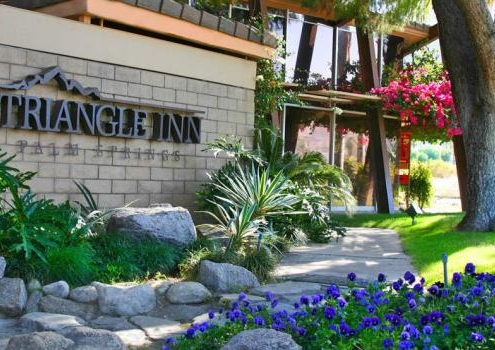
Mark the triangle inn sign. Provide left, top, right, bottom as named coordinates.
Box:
left=0, top=66, right=202, bottom=159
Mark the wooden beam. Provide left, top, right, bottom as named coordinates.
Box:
left=356, top=26, right=394, bottom=214
left=36, top=0, right=274, bottom=60
left=249, top=0, right=269, bottom=29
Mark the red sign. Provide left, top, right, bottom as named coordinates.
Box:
left=399, top=131, right=412, bottom=185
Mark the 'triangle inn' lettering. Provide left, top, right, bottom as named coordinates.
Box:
left=0, top=66, right=201, bottom=143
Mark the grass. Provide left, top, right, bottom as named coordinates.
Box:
left=334, top=212, right=495, bottom=283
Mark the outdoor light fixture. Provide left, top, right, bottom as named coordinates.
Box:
left=404, top=203, right=422, bottom=225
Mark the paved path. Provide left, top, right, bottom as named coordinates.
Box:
left=275, top=227, right=416, bottom=285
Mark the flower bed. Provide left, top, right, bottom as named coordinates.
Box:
left=164, top=264, right=495, bottom=349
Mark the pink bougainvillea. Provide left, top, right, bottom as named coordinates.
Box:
left=371, top=66, right=462, bottom=137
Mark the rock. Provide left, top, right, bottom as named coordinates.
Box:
left=27, top=279, right=42, bottom=293
left=25, top=290, right=43, bottom=313
left=250, top=281, right=323, bottom=302
left=193, top=312, right=227, bottom=326
left=92, top=282, right=156, bottom=316
left=20, top=312, right=85, bottom=332
left=0, top=277, right=27, bottom=316
left=106, top=206, right=197, bottom=246
left=90, top=316, right=135, bottom=331
left=114, top=329, right=151, bottom=348
left=159, top=303, right=212, bottom=323
left=147, top=280, right=173, bottom=295
left=0, top=257, right=6, bottom=279
left=39, top=295, right=99, bottom=321
left=166, top=282, right=212, bottom=304
left=199, top=260, right=260, bottom=293
left=69, top=286, right=98, bottom=304
left=59, top=326, right=125, bottom=349
left=42, top=281, right=69, bottom=299
left=221, top=329, right=302, bottom=350
left=129, top=315, right=182, bottom=340
left=0, top=318, right=28, bottom=348
left=6, top=332, right=74, bottom=350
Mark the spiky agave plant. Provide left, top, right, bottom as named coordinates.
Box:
left=208, top=164, right=303, bottom=220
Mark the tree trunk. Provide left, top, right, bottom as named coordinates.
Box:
left=433, top=0, right=495, bottom=231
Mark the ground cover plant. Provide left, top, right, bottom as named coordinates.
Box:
left=164, top=263, right=495, bottom=349
left=0, top=149, right=182, bottom=286
left=334, top=213, right=495, bottom=284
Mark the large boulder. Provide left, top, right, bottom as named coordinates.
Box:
left=59, top=326, right=126, bottom=350
left=0, top=277, right=27, bottom=316
left=42, top=281, right=69, bottom=299
left=0, top=256, right=6, bottom=279
left=92, top=282, right=156, bottom=316
left=106, top=206, right=196, bottom=246
left=6, top=332, right=74, bottom=350
left=198, top=260, right=260, bottom=293
left=20, top=312, right=86, bottom=332
left=221, top=329, right=302, bottom=350
left=166, top=282, right=212, bottom=304
left=69, top=286, right=98, bottom=304
left=39, top=295, right=99, bottom=321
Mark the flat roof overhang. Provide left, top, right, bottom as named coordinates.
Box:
left=259, top=0, right=433, bottom=51
left=34, top=0, right=275, bottom=60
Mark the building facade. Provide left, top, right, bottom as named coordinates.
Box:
left=0, top=3, right=271, bottom=210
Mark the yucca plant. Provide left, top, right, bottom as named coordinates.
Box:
left=209, top=164, right=302, bottom=220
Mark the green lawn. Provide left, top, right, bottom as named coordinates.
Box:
left=334, top=213, right=495, bottom=283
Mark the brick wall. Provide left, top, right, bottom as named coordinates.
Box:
left=0, top=44, right=255, bottom=210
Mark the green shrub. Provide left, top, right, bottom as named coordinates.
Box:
left=40, top=243, right=98, bottom=286
left=409, top=162, right=434, bottom=208
left=90, top=234, right=182, bottom=284
left=239, top=245, right=278, bottom=282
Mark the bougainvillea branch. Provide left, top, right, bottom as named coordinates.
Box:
left=372, top=65, right=462, bottom=138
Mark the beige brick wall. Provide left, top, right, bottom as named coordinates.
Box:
left=0, top=44, right=255, bottom=210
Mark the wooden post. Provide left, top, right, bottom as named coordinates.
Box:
left=294, top=20, right=317, bottom=84
left=248, top=0, right=268, bottom=29
left=452, top=135, right=468, bottom=211
left=356, top=27, right=394, bottom=213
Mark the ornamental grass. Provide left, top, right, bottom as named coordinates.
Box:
left=164, top=263, right=495, bottom=349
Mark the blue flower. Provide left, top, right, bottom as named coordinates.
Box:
left=428, top=285, right=439, bottom=296
left=408, top=299, right=417, bottom=310
left=366, top=304, right=376, bottom=314
left=347, top=272, right=357, bottom=282
left=398, top=340, right=414, bottom=349
left=470, top=332, right=485, bottom=342
left=164, top=337, right=176, bottom=345
left=400, top=331, right=410, bottom=340
left=185, top=327, right=196, bottom=338
left=404, top=271, right=415, bottom=284
left=413, top=283, right=423, bottom=293
left=265, top=292, right=274, bottom=302
left=297, top=327, right=307, bottom=336
left=465, top=263, right=476, bottom=274
left=471, top=286, right=483, bottom=297
left=452, top=272, right=462, bottom=286
left=423, top=325, right=433, bottom=335
left=271, top=300, right=279, bottom=308
left=300, top=295, right=310, bottom=305
left=253, top=316, right=265, bottom=327
left=382, top=338, right=393, bottom=348
left=378, top=273, right=386, bottom=282
left=430, top=346, right=439, bottom=350
left=293, top=302, right=300, bottom=309
left=337, top=297, right=347, bottom=308
left=443, top=324, right=450, bottom=335
left=324, top=306, right=336, bottom=320
left=208, top=310, right=214, bottom=320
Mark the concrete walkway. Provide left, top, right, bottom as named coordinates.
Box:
left=275, top=227, right=416, bottom=285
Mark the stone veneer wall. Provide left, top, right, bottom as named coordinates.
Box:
left=0, top=44, right=255, bottom=210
